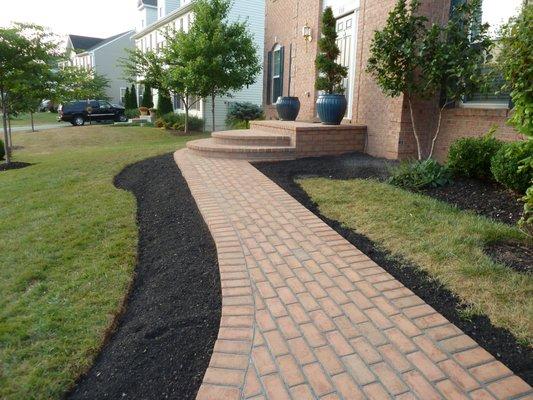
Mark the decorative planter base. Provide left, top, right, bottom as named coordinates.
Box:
left=276, top=97, right=301, bottom=121
left=316, top=94, right=347, bottom=125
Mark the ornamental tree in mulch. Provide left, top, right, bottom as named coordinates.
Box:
left=366, top=0, right=493, bottom=160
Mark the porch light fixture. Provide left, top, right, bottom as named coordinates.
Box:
left=302, top=23, right=312, bottom=42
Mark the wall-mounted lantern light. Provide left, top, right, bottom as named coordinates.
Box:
left=302, top=23, right=312, bottom=42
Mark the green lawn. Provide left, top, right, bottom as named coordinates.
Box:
left=0, top=126, right=207, bottom=399
left=8, top=112, right=60, bottom=127
left=299, top=177, right=533, bottom=346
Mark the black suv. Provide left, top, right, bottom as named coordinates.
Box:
left=58, top=100, right=127, bottom=126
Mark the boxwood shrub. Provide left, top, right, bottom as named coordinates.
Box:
left=447, top=134, right=503, bottom=180
left=491, top=140, right=533, bottom=194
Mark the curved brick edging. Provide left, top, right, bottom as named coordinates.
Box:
left=175, top=150, right=256, bottom=400
left=175, top=149, right=532, bottom=400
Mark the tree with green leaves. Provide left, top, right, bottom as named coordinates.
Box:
left=53, top=66, right=110, bottom=102
left=497, top=4, right=533, bottom=234
left=498, top=4, right=532, bottom=138
left=0, top=23, right=61, bottom=163
left=130, top=84, right=138, bottom=109
left=141, top=84, right=154, bottom=108
left=166, top=0, right=261, bottom=131
left=366, top=0, right=492, bottom=160
left=315, top=7, right=347, bottom=94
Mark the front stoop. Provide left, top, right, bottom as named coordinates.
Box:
left=186, top=120, right=367, bottom=161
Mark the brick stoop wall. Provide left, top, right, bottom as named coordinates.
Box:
left=186, top=121, right=367, bottom=161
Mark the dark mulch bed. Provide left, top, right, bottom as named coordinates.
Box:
left=255, top=153, right=533, bottom=385
left=422, top=178, right=524, bottom=225
left=67, top=153, right=221, bottom=400
left=485, top=241, right=533, bottom=275
left=0, top=161, right=32, bottom=171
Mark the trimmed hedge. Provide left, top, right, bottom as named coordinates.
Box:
left=0, top=139, right=4, bottom=160
left=491, top=140, right=533, bottom=194
left=447, top=134, right=503, bottom=180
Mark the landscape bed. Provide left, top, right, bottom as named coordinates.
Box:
left=255, top=153, right=532, bottom=384
left=68, top=153, right=220, bottom=400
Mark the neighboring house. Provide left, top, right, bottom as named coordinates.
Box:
left=264, top=0, right=524, bottom=161
left=132, top=0, right=265, bottom=130
left=63, top=31, right=135, bottom=105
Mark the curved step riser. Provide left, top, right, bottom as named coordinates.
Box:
left=188, top=148, right=296, bottom=161
left=212, top=137, right=291, bottom=146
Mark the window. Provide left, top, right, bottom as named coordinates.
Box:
left=267, top=44, right=284, bottom=104
left=452, top=0, right=522, bottom=107
left=120, top=88, right=127, bottom=105
left=172, top=93, right=181, bottom=110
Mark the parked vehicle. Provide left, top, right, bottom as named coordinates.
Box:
left=39, top=99, right=57, bottom=112
left=58, top=100, right=127, bottom=126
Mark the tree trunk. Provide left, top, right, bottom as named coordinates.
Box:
left=184, top=100, right=189, bottom=135
left=427, top=102, right=449, bottom=160
left=407, top=94, right=422, bottom=160
left=1, top=91, right=10, bottom=164
left=211, top=94, right=216, bottom=132
left=31, top=111, right=35, bottom=132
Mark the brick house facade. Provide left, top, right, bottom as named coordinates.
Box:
left=263, top=0, right=523, bottom=161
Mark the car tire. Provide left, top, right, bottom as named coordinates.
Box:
left=118, top=114, right=128, bottom=123
left=73, top=116, right=85, bottom=126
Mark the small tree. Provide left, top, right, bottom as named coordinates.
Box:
left=169, top=0, right=261, bottom=131
left=366, top=0, right=492, bottom=160
left=315, top=7, right=347, bottom=94
left=53, top=67, right=110, bottom=102
left=141, top=84, right=154, bottom=108
left=0, top=23, right=61, bottom=163
left=498, top=4, right=532, bottom=138
left=130, top=84, right=138, bottom=109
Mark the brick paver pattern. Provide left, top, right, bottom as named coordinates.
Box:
left=174, top=149, right=532, bottom=400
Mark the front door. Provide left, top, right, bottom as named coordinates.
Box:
left=336, top=12, right=357, bottom=119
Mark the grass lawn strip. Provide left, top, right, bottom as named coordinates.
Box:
left=0, top=126, right=208, bottom=400
left=8, top=112, right=60, bottom=127
left=298, top=177, right=532, bottom=346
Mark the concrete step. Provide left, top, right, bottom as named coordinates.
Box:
left=211, top=129, right=291, bottom=146
left=186, top=138, right=296, bottom=161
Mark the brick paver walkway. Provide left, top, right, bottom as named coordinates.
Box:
left=174, top=149, right=532, bottom=400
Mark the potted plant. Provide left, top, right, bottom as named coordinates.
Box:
left=315, top=7, right=348, bottom=125
left=138, top=106, right=149, bottom=116
left=276, top=44, right=300, bottom=121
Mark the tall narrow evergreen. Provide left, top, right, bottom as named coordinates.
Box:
left=141, top=84, right=154, bottom=108
left=130, top=84, right=138, bottom=108
left=315, top=7, right=347, bottom=94
left=124, top=86, right=131, bottom=108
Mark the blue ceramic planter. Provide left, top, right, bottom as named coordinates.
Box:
left=276, top=97, right=301, bottom=121
left=316, top=94, right=347, bottom=125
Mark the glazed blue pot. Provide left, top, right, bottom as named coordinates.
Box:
left=276, top=96, right=300, bottom=121
left=316, top=94, right=347, bottom=125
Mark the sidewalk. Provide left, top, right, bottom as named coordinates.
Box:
left=175, top=149, right=532, bottom=400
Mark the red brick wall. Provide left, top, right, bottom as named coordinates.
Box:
left=433, top=108, right=524, bottom=162
left=263, top=0, right=522, bottom=161
left=264, top=0, right=321, bottom=121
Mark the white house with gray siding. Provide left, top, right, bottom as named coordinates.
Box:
left=132, top=0, right=265, bottom=131
left=63, top=31, right=135, bottom=105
